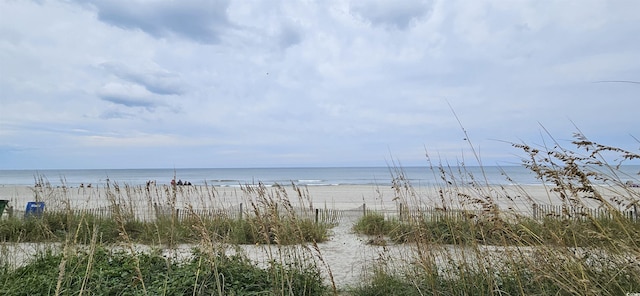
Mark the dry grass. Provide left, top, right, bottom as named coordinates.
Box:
left=351, top=132, right=640, bottom=295
left=1, top=131, right=639, bottom=295
left=0, top=181, right=336, bottom=295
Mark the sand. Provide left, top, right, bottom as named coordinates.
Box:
left=0, top=183, right=568, bottom=208
left=1, top=183, right=631, bottom=217
left=0, top=183, right=636, bottom=290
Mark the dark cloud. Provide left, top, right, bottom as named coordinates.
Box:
left=100, top=95, right=155, bottom=108
left=0, top=145, right=35, bottom=153
left=85, top=0, right=231, bottom=44
left=278, top=25, right=302, bottom=49
left=100, top=61, right=185, bottom=96
left=350, top=0, right=434, bottom=30
left=98, top=109, right=138, bottom=120
left=97, top=82, right=159, bottom=109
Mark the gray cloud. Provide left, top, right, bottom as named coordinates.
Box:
left=277, top=24, right=302, bottom=49
left=97, top=82, right=160, bottom=109
left=350, top=0, right=434, bottom=29
left=85, top=0, right=231, bottom=44
left=98, top=109, right=138, bottom=120
left=100, top=61, right=186, bottom=96
left=100, top=95, right=155, bottom=109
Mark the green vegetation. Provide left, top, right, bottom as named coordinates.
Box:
left=353, top=214, right=640, bottom=247
left=352, top=212, right=397, bottom=236
left=0, top=182, right=333, bottom=245
left=0, top=182, right=335, bottom=295
left=349, top=262, right=640, bottom=296
left=1, top=131, right=639, bottom=295
left=0, top=211, right=330, bottom=245
left=0, top=247, right=327, bottom=295
left=350, top=132, right=640, bottom=295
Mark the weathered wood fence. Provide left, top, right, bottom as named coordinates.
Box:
left=532, top=203, right=639, bottom=222
left=8, top=203, right=347, bottom=225
left=6, top=202, right=639, bottom=224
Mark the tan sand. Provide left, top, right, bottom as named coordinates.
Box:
left=0, top=183, right=637, bottom=289
left=0, top=183, right=634, bottom=215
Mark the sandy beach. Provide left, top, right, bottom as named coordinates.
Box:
left=0, top=183, right=631, bottom=216
left=1, top=183, right=637, bottom=290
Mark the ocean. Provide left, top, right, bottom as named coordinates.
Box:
left=0, top=166, right=638, bottom=188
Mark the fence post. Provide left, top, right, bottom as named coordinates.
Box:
left=153, top=202, right=158, bottom=218
left=240, top=203, right=243, bottom=220
left=532, top=203, right=538, bottom=220
left=315, top=208, right=319, bottom=224
left=363, top=203, right=366, bottom=216
left=399, top=203, right=403, bottom=222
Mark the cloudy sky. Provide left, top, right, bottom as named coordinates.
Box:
left=1, top=0, right=639, bottom=169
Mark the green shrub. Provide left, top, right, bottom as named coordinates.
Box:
left=0, top=247, right=329, bottom=296
left=0, top=211, right=332, bottom=245
left=353, top=213, right=400, bottom=236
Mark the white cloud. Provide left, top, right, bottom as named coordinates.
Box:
left=81, top=133, right=183, bottom=147
left=1, top=0, right=639, bottom=169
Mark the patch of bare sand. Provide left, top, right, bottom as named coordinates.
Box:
left=1, top=184, right=635, bottom=290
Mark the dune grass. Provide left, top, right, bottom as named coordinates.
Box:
left=0, top=209, right=332, bottom=246
left=0, top=246, right=326, bottom=295
left=350, top=132, right=640, bottom=295
left=1, top=131, right=639, bottom=295
left=0, top=182, right=335, bottom=295
left=0, top=182, right=334, bottom=246
left=354, top=212, right=640, bottom=247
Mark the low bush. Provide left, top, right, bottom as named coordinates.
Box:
left=0, top=211, right=331, bottom=245
left=0, top=247, right=329, bottom=295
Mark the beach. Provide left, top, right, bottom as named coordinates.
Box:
left=0, top=183, right=637, bottom=290
left=0, top=183, right=629, bottom=216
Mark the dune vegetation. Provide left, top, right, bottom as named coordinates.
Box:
left=350, top=132, right=640, bottom=295
left=0, top=132, right=638, bottom=295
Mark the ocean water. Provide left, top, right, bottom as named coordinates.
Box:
left=0, top=166, right=638, bottom=188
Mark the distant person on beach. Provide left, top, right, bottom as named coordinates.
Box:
left=625, top=180, right=640, bottom=187
left=177, top=180, right=183, bottom=186
left=171, top=179, right=176, bottom=186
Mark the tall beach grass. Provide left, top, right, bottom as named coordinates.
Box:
left=0, top=131, right=638, bottom=295
left=0, top=181, right=337, bottom=295
left=350, top=132, right=640, bottom=295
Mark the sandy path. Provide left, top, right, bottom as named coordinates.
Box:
left=1, top=183, right=637, bottom=291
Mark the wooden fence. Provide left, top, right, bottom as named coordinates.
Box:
left=5, top=202, right=347, bottom=225
left=5, top=201, right=638, bottom=224
left=532, top=203, right=639, bottom=222
left=396, top=204, right=484, bottom=223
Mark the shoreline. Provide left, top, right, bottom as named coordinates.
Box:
left=1, top=183, right=638, bottom=290
left=0, top=183, right=634, bottom=213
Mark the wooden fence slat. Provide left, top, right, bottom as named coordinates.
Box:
left=531, top=203, right=637, bottom=222
left=13, top=201, right=638, bottom=225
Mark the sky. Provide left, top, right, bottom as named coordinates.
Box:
left=1, top=0, right=639, bottom=170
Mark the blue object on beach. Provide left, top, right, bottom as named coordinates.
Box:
left=25, top=202, right=45, bottom=218
left=0, top=200, right=8, bottom=216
